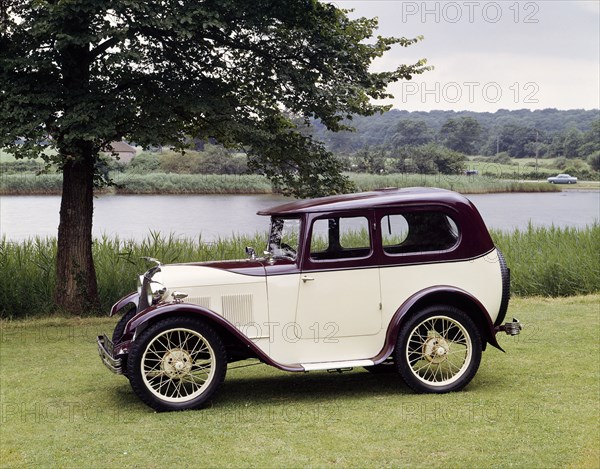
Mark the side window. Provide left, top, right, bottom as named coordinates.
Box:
left=310, top=216, right=371, bottom=261
left=381, top=212, right=459, bottom=254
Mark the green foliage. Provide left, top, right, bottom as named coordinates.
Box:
left=1, top=224, right=597, bottom=318
left=311, top=109, right=600, bottom=158
left=439, top=116, right=484, bottom=155
left=488, top=152, right=512, bottom=164
left=483, top=123, right=540, bottom=158
left=349, top=173, right=559, bottom=193
left=588, top=151, right=600, bottom=172
left=158, top=152, right=203, bottom=174
left=247, top=126, right=355, bottom=198
left=128, top=153, right=161, bottom=173
left=113, top=173, right=272, bottom=194
left=393, top=143, right=466, bottom=175
left=0, top=232, right=268, bottom=318
left=390, top=119, right=434, bottom=148
left=491, top=224, right=600, bottom=297
left=353, top=146, right=387, bottom=174
left=0, top=174, right=63, bottom=194
left=153, top=147, right=248, bottom=175
left=0, top=0, right=430, bottom=196
left=1, top=0, right=430, bottom=312
left=0, top=159, right=46, bottom=174
left=577, top=119, right=600, bottom=156
left=195, top=145, right=247, bottom=175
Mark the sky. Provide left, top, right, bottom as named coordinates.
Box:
left=332, top=0, right=600, bottom=112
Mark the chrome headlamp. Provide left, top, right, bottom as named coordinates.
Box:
left=147, top=279, right=167, bottom=305
left=138, top=270, right=167, bottom=307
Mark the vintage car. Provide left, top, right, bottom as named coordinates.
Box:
left=547, top=173, right=577, bottom=184
left=98, top=188, right=521, bottom=411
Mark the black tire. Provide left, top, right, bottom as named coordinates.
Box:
left=111, top=305, right=137, bottom=344
left=496, top=249, right=511, bottom=326
left=127, top=317, right=227, bottom=412
left=395, top=305, right=482, bottom=394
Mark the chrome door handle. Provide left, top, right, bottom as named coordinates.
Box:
left=301, top=275, right=315, bottom=283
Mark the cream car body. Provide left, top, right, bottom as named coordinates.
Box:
left=98, top=188, right=520, bottom=411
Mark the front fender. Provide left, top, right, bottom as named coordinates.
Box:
left=124, top=302, right=303, bottom=372
left=109, top=291, right=139, bottom=317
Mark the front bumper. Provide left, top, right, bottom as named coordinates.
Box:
left=97, top=335, right=124, bottom=375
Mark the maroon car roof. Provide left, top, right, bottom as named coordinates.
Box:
left=258, top=187, right=471, bottom=216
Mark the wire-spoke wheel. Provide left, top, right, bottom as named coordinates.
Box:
left=128, top=317, right=226, bottom=411
left=396, top=306, right=481, bottom=393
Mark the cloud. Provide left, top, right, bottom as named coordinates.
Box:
left=332, top=0, right=599, bottom=110
left=381, top=53, right=600, bottom=111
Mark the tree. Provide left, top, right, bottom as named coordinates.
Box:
left=589, top=152, right=600, bottom=172
left=578, top=119, right=600, bottom=157
left=0, top=0, right=429, bottom=313
left=393, top=143, right=466, bottom=174
left=354, top=146, right=386, bottom=174
left=485, top=123, right=539, bottom=158
left=390, top=119, right=433, bottom=149
left=439, top=116, right=483, bottom=155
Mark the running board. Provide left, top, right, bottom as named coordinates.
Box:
left=301, top=359, right=374, bottom=371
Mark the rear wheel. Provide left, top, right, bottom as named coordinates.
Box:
left=395, top=306, right=481, bottom=393
left=127, top=317, right=227, bottom=411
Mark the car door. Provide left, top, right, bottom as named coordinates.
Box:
left=295, top=212, right=382, bottom=342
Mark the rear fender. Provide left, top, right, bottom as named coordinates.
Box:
left=373, top=286, right=503, bottom=364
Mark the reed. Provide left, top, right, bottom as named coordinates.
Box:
left=349, top=173, right=561, bottom=193
left=1, top=224, right=597, bottom=318
left=0, top=174, right=63, bottom=194
left=0, top=232, right=267, bottom=318
left=490, top=223, right=600, bottom=297
left=112, top=173, right=273, bottom=194
left=1, top=172, right=564, bottom=195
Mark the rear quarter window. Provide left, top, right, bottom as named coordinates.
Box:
left=381, top=212, right=459, bottom=255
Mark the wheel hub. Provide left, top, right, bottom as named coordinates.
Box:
left=422, top=337, right=450, bottom=364
left=162, top=349, right=193, bottom=378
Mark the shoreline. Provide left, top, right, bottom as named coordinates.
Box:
left=1, top=172, right=585, bottom=196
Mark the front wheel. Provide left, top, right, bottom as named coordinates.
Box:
left=395, top=306, right=481, bottom=393
left=127, top=317, right=227, bottom=411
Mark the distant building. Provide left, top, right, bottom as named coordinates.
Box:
left=107, top=141, right=137, bottom=163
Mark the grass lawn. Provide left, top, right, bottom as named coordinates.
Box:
left=1, top=295, right=599, bottom=468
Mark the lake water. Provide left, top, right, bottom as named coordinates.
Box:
left=1, top=191, right=598, bottom=242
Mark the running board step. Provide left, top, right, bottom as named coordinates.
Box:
left=301, top=359, right=374, bottom=371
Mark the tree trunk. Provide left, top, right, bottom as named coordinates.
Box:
left=54, top=148, right=100, bottom=314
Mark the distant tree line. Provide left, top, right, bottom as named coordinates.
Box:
left=310, top=108, right=600, bottom=174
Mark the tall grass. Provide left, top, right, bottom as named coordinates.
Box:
left=491, top=223, right=600, bottom=297
left=0, top=232, right=268, bottom=318
left=1, top=225, right=598, bottom=318
left=112, top=173, right=273, bottom=194
left=349, top=173, right=560, bottom=193
left=0, top=173, right=272, bottom=195
left=0, top=174, right=63, bottom=194
left=1, top=172, right=564, bottom=195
